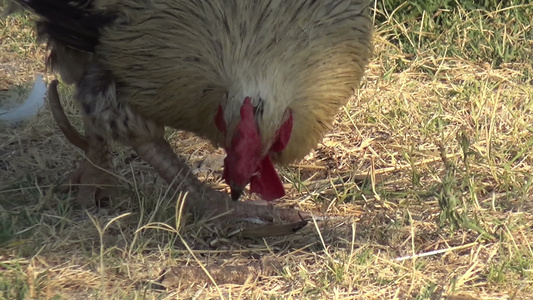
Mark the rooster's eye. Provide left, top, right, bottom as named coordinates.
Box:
left=253, top=98, right=264, bottom=118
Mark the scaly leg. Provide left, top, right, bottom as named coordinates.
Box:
left=67, top=129, right=115, bottom=207
left=132, top=137, right=311, bottom=222
left=48, top=80, right=115, bottom=207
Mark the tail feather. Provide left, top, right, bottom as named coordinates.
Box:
left=13, top=0, right=116, bottom=52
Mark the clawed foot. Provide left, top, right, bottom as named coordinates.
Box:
left=64, top=142, right=116, bottom=207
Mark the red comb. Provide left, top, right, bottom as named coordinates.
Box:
left=222, top=98, right=291, bottom=201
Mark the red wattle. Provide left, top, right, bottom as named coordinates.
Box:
left=250, top=155, right=285, bottom=201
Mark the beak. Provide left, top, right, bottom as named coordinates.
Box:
left=230, top=186, right=243, bottom=201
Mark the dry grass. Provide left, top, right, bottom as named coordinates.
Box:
left=1, top=3, right=533, bottom=300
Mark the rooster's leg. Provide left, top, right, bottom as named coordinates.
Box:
left=49, top=80, right=115, bottom=206
left=67, top=126, right=115, bottom=207
left=132, top=137, right=311, bottom=223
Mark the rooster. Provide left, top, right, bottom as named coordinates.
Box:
left=4, top=0, right=372, bottom=222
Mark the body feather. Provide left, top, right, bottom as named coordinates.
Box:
left=5, top=0, right=373, bottom=199
left=94, top=0, right=373, bottom=163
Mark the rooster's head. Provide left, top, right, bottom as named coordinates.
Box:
left=215, top=97, right=293, bottom=201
